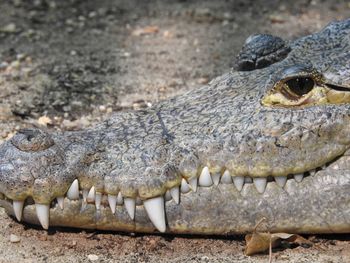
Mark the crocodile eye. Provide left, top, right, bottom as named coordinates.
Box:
left=284, top=77, right=315, bottom=97
left=11, top=129, right=54, bottom=152
left=261, top=65, right=330, bottom=107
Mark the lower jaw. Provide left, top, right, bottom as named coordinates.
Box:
left=1, top=170, right=350, bottom=235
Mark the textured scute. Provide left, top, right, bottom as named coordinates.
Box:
left=0, top=19, right=350, bottom=232
left=236, top=34, right=291, bottom=71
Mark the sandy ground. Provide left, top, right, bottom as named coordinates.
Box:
left=0, top=0, right=349, bottom=262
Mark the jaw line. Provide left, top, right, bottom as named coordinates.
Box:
left=1, top=165, right=349, bottom=235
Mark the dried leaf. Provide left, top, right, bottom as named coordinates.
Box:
left=245, top=232, right=273, bottom=256
left=269, top=14, right=285, bottom=24
left=278, top=233, right=313, bottom=247
left=245, top=232, right=313, bottom=256
left=131, top=26, right=159, bottom=36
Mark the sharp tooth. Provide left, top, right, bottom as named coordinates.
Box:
left=143, top=196, right=166, bottom=233
left=13, top=200, right=24, bottom=221
left=108, top=194, right=117, bottom=214
left=124, top=198, right=135, bottom=220
left=233, top=176, right=244, bottom=191
left=35, top=204, right=49, bottom=230
left=212, top=172, right=221, bottom=186
left=253, top=177, right=267, bottom=194
left=95, top=192, right=102, bottom=210
left=199, top=166, right=213, bottom=187
left=221, top=170, right=232, bottom=184
left=165, top=190, right=172, bottom=201
left=180, top=178, right=191, bottom=193
left=294, top=173, right=304, bottom=183
left=275, top=176, right=287, bottom=188
left=66, top=179, right=79, bottom=200
left=87, top=186, right=95, bottom=202
left=117, top=192, right=124, bottom=205
left=189, top=177, right=198, bottom=192
left=81, top=189, right=88, bottom=209
left=170, top=187, right=180, bottom=204
left=56, top=196, right=64, bottom=210
left=82, top=190, right=88, bottom=202
left=310, top=169, right=316, bottom=176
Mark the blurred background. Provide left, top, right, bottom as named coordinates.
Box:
left=0, top=1, right=349, bottom=261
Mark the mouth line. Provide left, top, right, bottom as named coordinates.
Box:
left=0, top=159, right=334, bottom=233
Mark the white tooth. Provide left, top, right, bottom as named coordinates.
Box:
left=170, top=187, right=180, bottom=204
left=56, top=196, right=64, bottom=210
left=124, top=198, right=135, bottom=219
left=82, top=190, right=88, bottom=202
left=322, top=165, right=326, bottom=169
left=310, top=169, right=316, bottom=176
left=294, top=173, right=304, bottom=183
left=244, top=177, right=253, bottom=183
left=180, top=178, right=191, bottom=193
left=95, top=192, right=102, bottom=210
left=233, top=176, right=244, bottom=191
left=275, top=176, right=287, bottom=188
left=13, top=200, right=24, bottom=221
left=165, top=190, right=172, bottom=201
left=66, top=179, right=79, bottom=200
left=253, top=177, right=267, bottom=194
left=143, top=196, right=166, bottom=233
left=199, top=167, right=213, bottom=187
left=35, top=204, right=49, bottom=230
left=117, top=192, right=123, bottom=205
left=189, top=177, right=198, bottom=192
left=87, top=186, right=95, bottom=202
left=212, top=173, right=221, bottom=186
left=108, top=194, right=117, bottom=214
left=221, top=170, right=232, bottom=184
left=81, top=190, right=88, bottom=210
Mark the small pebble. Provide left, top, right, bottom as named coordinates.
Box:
left=87, top=254, right=99, bottom=261
left=0, top=23, right=17, bottom=33
left=16, top=53, right=26, bottom=61
left=10, top=60, right=20, bottom=69
left=10, top=234, right=20, bottom=243
left=0, top=62, right=9, bottom=70
left=197, top=77, right=209, bottom=84
left=201, top=256, right=209, bottom=262
left=88, top=11, right=97, bottom=18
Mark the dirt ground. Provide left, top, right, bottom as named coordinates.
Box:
left=0, top=0, right=349, bottom=262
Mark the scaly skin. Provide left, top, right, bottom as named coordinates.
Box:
left=0, top=19, right=349, bottom=234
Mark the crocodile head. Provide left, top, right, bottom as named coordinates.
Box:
left=0, top=19, right=350, bottom=234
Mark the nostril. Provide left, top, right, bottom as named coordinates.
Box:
left=19, top=129, right=41, bottom=141
left=11, top=128, right=54, bottom=152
